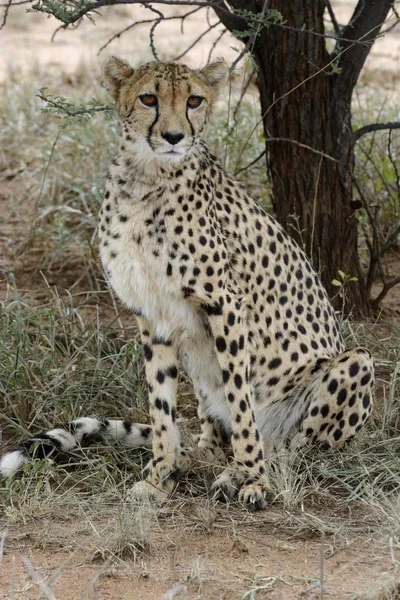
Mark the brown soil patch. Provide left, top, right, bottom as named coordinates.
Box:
left=0, top=515, right=395, bottom=600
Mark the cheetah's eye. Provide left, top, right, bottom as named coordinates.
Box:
left=140, top=94, right=158, bottom=107
left=187, top=96, right=203, bottom=109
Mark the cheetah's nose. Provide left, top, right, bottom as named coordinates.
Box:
left=161, top=131, right=184, bottom=146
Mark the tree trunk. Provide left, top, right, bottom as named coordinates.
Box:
left=252, top=0, right=370, bottom=316
left=216, top=0, right=394, bottom=318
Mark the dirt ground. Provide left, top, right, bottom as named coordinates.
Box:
left=1, top=3, right=400, bottom=600
left=1, top=520, right=396, bottom=600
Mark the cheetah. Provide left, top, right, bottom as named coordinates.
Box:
left=0, top=58, right=374, bottom=510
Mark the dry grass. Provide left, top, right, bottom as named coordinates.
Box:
left=0, top=60, right=400, bottom=599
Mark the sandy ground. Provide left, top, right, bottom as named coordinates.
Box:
left=0, top=512, right=396, bottom=600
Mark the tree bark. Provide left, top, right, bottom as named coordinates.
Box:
left=218, top=0, right=394, bottom=317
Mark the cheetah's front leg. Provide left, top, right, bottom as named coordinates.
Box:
left=134, top=317, right=181, bottom=502
left=206, top=295, right=270, bottom=510
left=194, top=381, right=228, bottom=467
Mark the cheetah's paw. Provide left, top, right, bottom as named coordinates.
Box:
left=142, top=447, right=192, bottom=475
left=238, top=481, right=269, bottom=511
left=211, top=468, right=240, bottom=502
left=130, top=463, right=180, bottom=504
left=197, top=442, right=227, bottom=467
left=128, top=479, right=171, bottom=504
left=211, top=468, right=270, bottom=511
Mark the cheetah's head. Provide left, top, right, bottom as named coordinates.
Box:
left=103, top=57, right=228, bottom=165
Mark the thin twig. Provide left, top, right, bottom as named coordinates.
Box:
left=234, top=21, right=386, bottom=168
left=0, top=530, right=6, bottom=569
left=372, top=275, right=400, bottom=309
left=182, top=5, right=202, bottom=32
left=23, top=129, right=62, bottom=261
left=51, top=18, right=82, bottom=42
left=0, top=0, right=12, bottom=30
left=353, top=176, right=380, bottom=296
left=352, top=121, right=400, bottom=143
left=98, top=18, right=154, bottom=54
left=235, top=137, right=340, bottom=176
left=27, top=0, right=391, bottom=48
left=357, top=143, right=394, bottom=200
left=205, top=4, right=212, bottom=28
left=0, top=0, right=32, bottom=4
left=98, top=7, right=202, bottom=55
left=353, top=174, right=400, bottom=308
left=157, top=583, right=186, bottom=600
left=381, top=223, right=400, bottom=255
left=231, top=68, right=255, bottom=129
left=173, top=21, right=219, bottom=61
left=206, top=27, right=227, bottom=64
left=324, top=0, right=341, bottom=37
left=144, top=3, right=165, bottom=60
left=380, top=5, right=400, bottom=35
left=22, top=556, right=58, bottom=600
left=30, top=0, right=244, bottom=28
left=37, top=93, right=113, bottom=117
left=387, top=128, right=400, bottom=200
left=230, top=32, right=256, bottom=72
left=234, top=150, right=265, bottom=176
left=310, top=156, right=324, bottom=266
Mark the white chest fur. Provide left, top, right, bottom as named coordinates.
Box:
left=99, top=197, right=202, bottom=341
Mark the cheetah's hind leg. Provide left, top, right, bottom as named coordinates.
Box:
left=290, top=348, right=374, bottom=450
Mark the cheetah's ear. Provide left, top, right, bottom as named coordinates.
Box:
left=199, top=60, right=228, bottom=97
left=102, top=56, right=135, bottom=101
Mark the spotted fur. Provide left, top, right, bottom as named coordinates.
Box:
left=1, top=59, right=374, bottom=510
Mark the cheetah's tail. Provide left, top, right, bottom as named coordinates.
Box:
left=0, top=417, right=153, bottom=478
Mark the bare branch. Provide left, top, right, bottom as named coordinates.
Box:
left=231, top=68, right=255, bottom=128
left=98, top=17, right=155, bottom=54
left=25, top=0, right=392, bottom=49
left=352, top=121, right=400, bottom=143
left=371, top=275, right=400, bottom=309
left=97, top=8, right=202, bottom=55
left=215, top=2, right=389, bottom=45
left=335, top=0, right=394, bottom=99
left=210, top=0, right=248, bottom=35
left=0, top=0, right=12, bottom=30
left=0, top=530, right=6, bottom=569
left=144, top=4, right=164, bottom=60
left=37, top=92, right=113, bottom=117
left=51, top=18, right=82, bottom=42
left=353, top=174, right=400, bottom=307
left=381, top=223, right=400, bottom=255
left=357, top=143, right=394, bottom=200
left=22, top=557, right=57, bottom=600
left=30, top=0, right=244, bottom=27
left=206, top=27, right=227, bottom=63
left=387, top=127, right=400, bottom=200
left=353, top=176, right=381, bottom=296
left=0, top=0, right=32, bottom=5
left=173, top=21, right=220, bottom=62
left=235, top=137, right=341, bottom=176
left=230, top=32, right=256, bottom=71
left=323, top=0, right=340, bottom=37
left=380, top=3, right=400, bottom=34
left=235, top=150, right=265, bottom=176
